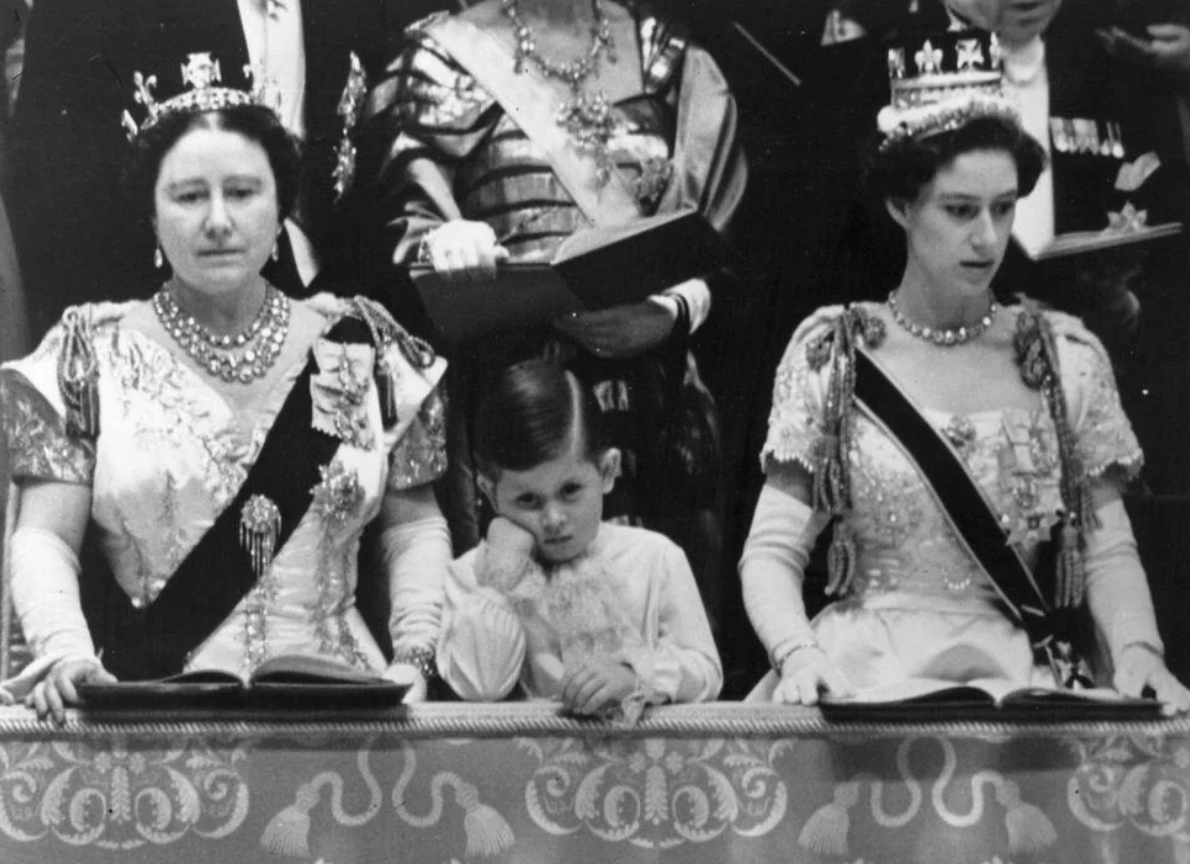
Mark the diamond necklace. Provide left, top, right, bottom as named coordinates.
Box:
left=153, top=283, right=290, bottom=383
left=887, top=289, right=997, bottom=346
left=502, top=0, right=619, bottom=184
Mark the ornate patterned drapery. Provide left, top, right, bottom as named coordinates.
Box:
left=0, top=703, right=1186, bottom=863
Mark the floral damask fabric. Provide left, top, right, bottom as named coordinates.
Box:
left=0, top=295, right=447, bottom=678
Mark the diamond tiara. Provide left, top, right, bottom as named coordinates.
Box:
left=121, top=52, right=276, bottom=142
left=876, top=32, right=1020, bottom=150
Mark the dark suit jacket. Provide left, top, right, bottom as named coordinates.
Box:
left=792, top=0, right=1190, bottom=310
left=8, top=0, right=444, bottom=337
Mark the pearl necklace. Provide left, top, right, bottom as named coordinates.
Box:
left=887, top=290, right=997, bottom=347
left=153, top=284, right=290, bottom=383
left=502, top=0, right=618, bottom=183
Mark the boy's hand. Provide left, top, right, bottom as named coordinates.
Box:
left=477, top=517, right=539, bottom=592
left=487, top=517, right=537, bottom=555
left=560, top=659, right=641, bottom=716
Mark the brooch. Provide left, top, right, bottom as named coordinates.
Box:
left=311, top=340, right=375, bottom=449
left=332, top=52, right=368, bottom=201
left=240, top=494, right=282, bottom=579
left=311, top=460, right=364, bottom=530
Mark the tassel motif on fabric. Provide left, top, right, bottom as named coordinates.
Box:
left=799, top=781, right=860, bottom=855
left=260, top=783, right=319, bottom=857
left=57, top=307, right=101, bottom=439
left=996, top=779, right=1058, bottom=854
left=454, top=780, right=516, bottom=857
left=240, top=494, right=282, bottom=579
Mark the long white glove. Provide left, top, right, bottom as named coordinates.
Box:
left=1083, top=497, right=1188, bottom=711
left=9, top=526, right=98, bottom=665
left=739, top=482, right=851, bottom=702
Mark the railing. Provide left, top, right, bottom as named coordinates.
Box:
left=0, top=702, right=1186, bottom=863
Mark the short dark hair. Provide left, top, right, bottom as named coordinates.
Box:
left=474, top=359, right=605, bottom=478
left=865, top=116, right=1047, bottom=205
left=128, top=104, right=302, bottom=222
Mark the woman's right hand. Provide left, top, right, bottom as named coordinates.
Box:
left=27, top=658, right=116, bottom=724
left=772, top=646, right=854, bottom=705
left=421, top=220, right=510, bottom=286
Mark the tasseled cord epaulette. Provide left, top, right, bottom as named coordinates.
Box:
left=57, top=307, right=101, bottom=439
left=351, top=297, right=437, bottom=429
left=1014, top=303, right=1094, bottom=610
left=805, top=307, right=886, bottom=598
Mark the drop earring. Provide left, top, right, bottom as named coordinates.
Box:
left=154, top=244, right=164, bottom=269
left=271, top=232, right=280, bottom=262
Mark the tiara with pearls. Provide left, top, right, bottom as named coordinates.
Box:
left=120, top=52, right=278, bottom=142
left=877, top=31, right=1020, bottom=150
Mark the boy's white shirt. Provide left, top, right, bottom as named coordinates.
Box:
left=438, top=523, right=722, bottom=704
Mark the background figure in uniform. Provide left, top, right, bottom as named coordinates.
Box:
left=6, top=0, right=447, bottom=339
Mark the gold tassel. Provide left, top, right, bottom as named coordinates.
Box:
left=1057, top=523, right=1084, bottom=609
left=453, top=782, right=515, bottom=857
left=825, top=528, right=856, bottom=597
left=240, top=495, right=282, bottom=579
left=998, top=780, right=1057, bottom=854
left=798, top=782, right=860, bottom=855
left=57, top=308, right=100, bottom=439
left=374, top=356, right=399, bottom=428
left=260, top=784, right=320, bottom=858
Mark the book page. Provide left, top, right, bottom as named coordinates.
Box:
left=250, top=654, right=391, bottom=686
left=1030, top=222, right=1182, bottom=261
left=551, top=208, right=697, bottom=263
left=821, top=677, right=997, bottom=705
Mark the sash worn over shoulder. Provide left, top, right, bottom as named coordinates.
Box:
left=94, top=317, right=377, bottom=680
left=424, top=14, right=642, bottom=227
left=851, top=348, right=1089, bottom=686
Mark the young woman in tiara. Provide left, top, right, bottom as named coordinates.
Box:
left=740, top=37, right=1190, bottom=712
left=0, top=56, right=451, bottom=721
left=360, top=0, right=746, bottom=603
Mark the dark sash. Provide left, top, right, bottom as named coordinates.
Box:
left=93, top=317, right=374, bottom=680
left=852, top=348, right=1083, bottom=682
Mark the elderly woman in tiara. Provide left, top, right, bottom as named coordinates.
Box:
left=0, top=54, right=452, bottom=721
left=740, top=31, right=1190, bottom=712
left=359, top=0, right=746, bottom=593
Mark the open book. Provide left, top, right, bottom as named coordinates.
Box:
left=819, top=677, right=1160, bottom=721
left=77, top=655, right=413, bottom=710
left=1025, top=221, right=1182, bottom=262
left=410, top=209, right=732, bottom=344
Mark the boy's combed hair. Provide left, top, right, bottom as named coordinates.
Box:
left=474, top=359, right=604, bottom=476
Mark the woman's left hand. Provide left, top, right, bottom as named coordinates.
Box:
left=553, top=299, right=677, bottom=360
left=1114, top=644, right=1190, bottom=715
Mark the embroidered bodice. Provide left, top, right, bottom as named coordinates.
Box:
left=763, top=303, right=1143, bottom=605
left=1, top=295, right=447, bottom=675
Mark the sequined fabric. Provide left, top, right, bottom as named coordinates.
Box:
left=1, top=297, right=448, bottom=678
left=0, top=371, right=94, bottom=483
